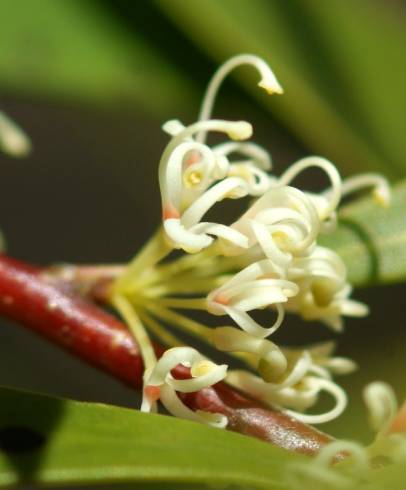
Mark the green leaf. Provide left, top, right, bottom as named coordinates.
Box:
left=319, top=181, right=406, bottom=287
left=0, top=386, right=299, bottom=488
left=0, top=0, right=196, bottom=115
left=157, top=0, right=396, bottom=178
left=302, top=0, right=406, bottom=177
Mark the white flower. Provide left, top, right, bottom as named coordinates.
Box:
left=287, top=440, right=369, bottom=490
left=285, top=246, right=368, bottom=331
left=212, top=326, right=288, bottom=382
left=226, top=341, right=354, bottom=424
left=363, top=382, right=406, bottom=462
left=208, top=259, right=298, bottom=337
left=113, top=53, right=392, bottom=429
left=196, top=53, right=283, bottom=146
left=227, top=185, right=321, bottom=265
left=287, top=382, right=406, bottom=490
left=164, top=121, right=273, bottom=197
left=158, top=53, right=284, bottom=255
left=277, top=156, right=342, bottom=222
left=364, top=381, right=398, bottom=434
left=142, top=346, right=228, bottom=428
left=159, top=119, right=255, bottom=253
left=332, top=172, right=390, bottom=208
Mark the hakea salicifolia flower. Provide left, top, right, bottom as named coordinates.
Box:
left=113, top=54, right=390, bottom=427
left=159, top=54, right=283, bottom=254
left=223, top=339, right=356, bottom=424
left=286, top=382, right=406, bottom=489
left=141, top=346, right=228, bottom=428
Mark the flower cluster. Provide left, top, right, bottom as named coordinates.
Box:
left=287, top=382, right=406, bottom=489
left=112, top=54, right=390, bottom=428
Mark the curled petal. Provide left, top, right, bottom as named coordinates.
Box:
left=231, top=186, right=320, bottom=257
left=213, top=141, right=272, bottom=170
left=228, top=163, right=272, bottom=196
left=160, top=384, right=228, bottom=428
left=197, top=54, right=282, bottom=144
left=162, top=119, right=187, bottom=137
left=168, top=361, right=228, bottom=393
left=159, top=119, right=252, bottom=218
left=222, top=304, right=285, bottom=338
left=146, top=347, right=227, bottom=393
left=164, top=219, right=248, bottom=254
left=274, top=351, right=313, bottom=389
left=227, top=372, right=347, bottom=424
left=363, top=381, right=398, bottom=434
left=191, top=222, right=249, bottom=249
left=164, top=219, right=213, bottom=253
left=182, top=177, right=248, bottom=228
left=213, top=327, right=287, bottom=382
left=207, top=260, right=298, bottom=337
left=164, top=176, right=250, bottom=251
left=278, top=156, right=342, bottom=221
left=307, top=342, right=357, bottom=375
left=160, top=141, right=216, bottom=213
left=143, top=347, right=228, bottom=428
left=325, top=172, right=391, bottom=207
left=283, top=377, right=348, bottom=424
left=250, top=220, right=293, bottom=270
left=147, top=347, right=201, bottom=386
left=211, top=277, right=297, bottom=306
left=228, top=350, right=312, bottom=393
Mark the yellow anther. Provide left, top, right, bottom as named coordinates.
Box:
left=191, top=359, right=216, bottom=377
left=186, top=171, right=202, bottom=186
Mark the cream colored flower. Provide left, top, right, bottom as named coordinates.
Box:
left=113, top=53, right=391, bottom=429
left=142, top=347, right=228, bottom=428
left=208, top=259, right=298, bottom=337
left=287, top=382, right=406, bottom=489
left=285, top=246, right=368, bottom=331
left=226, top=341, right=354, bottom=424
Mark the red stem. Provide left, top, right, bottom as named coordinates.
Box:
left=0, top=255, right=332, bottom=455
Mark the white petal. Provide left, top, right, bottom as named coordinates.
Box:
left=168, top=363, right=227, bottom=393
left=284, top=377, right=348, bottom=424
left=197, top=54, right=281, bottom=144
left=191, top=222, right=249, bottom=249
left=162, top=119, right=186, bottom=137
left=278, top=156, right=342, bottom=220
left=223, top=304, right=284, bottom=338
left=164, top=218, right=213, bottom=253
left=182, top=177, right=247, bottom=228
left=363, top=381, right=398, bottom=433
left=213, top=326, right=287, bottom=379
left=147, top=347, right=201, bottom=386
left=160, top=384, right=227, bottom=428
left=213, top=141, right=272, bottom=170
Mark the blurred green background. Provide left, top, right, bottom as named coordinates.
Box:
left=0, top=0, right=405, bottom=449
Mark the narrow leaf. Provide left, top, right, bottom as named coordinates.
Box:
left=320, top=181, right=406, bottom=287
left=0, top=387, right=299, bottom=488
left=0, top=0, right=196, bottom=115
